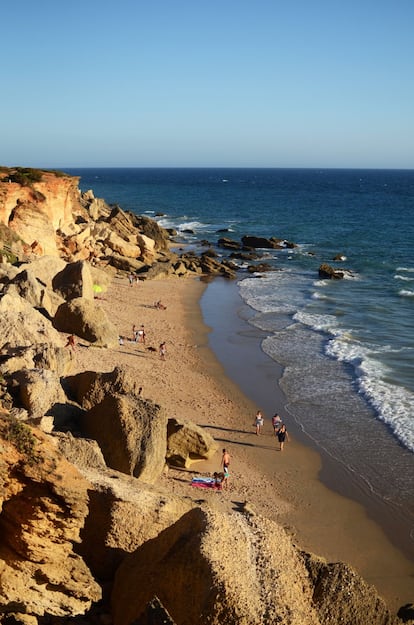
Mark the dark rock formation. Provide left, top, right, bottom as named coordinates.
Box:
left=319, top=263, right=345, bottom=279
left=217, top=237, right=242, bottom=250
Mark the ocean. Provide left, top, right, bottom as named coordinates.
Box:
left=67, top=167, right=414, bottom=543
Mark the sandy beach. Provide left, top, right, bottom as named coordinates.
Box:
left=70, top=273, right=414, bottom=613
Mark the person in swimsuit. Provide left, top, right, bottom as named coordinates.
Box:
left=271, top=413, right=282, bottom=435
left=277, top=424, right=289, bottom=451
left=255, top=410, right=264, bottom=435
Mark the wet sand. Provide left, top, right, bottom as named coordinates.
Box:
left=72, top=273, right=414, bottom=613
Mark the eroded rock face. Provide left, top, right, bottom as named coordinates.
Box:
left=0, top=293, right=71, bottom=378
left=52, top=260, right=94, bottom=301
left=0, top=417, right=101, bottom=617
left=303, top=553, right=402, bottom=625
left=111, top=508, right=321, bottom=625
left=79, top=394, right=167, bottom=482
left=76, top=467, right=194, bottom=582
left=64, top=367, right=143, bottom=410
left=0, top=172, right=81, bottom=257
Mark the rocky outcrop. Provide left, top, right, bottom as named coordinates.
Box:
left=79, top=393, right=167, bottom=482
left=76, top=466, right=193, bottom=582
left=0, top=170, right=82, bottom=256
left=0, top=416, right=101, bottom=616
left=5, top=268, right=65, bottom=316
left=0, top=292, right=71, bottom=378
left=53, top=297, right=119, bottom=347
left=0, top=169, right=240, bottom=280
left=167, top=418, right=218, bottom=468
left=303, top=553, right=402, bottom=625
left=64, top=367, right=142, bottom=410
left=111, top=507, right=321, bottom=625
left=52, top=260, right=94, bottom=301
left=241, top=235, right=297, bottom=249
left=64, top=367, right=167, bottom=482
left=319, top=263, right=345, bottom=279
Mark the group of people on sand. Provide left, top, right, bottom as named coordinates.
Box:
left=129, top=324, right=167, bottom=360
left=255, top=410, right=289, bottom=451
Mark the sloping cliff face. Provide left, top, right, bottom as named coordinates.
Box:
left=0, top=169, right=81, bottom=256
left=0, top=417, right=101, bottom=616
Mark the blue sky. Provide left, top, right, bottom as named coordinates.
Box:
left=2, top=0, right=413, bottom=168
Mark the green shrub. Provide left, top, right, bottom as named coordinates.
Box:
left=5, top=416, right=38, bottom=464
left=8, top=168, right=43, bottom=186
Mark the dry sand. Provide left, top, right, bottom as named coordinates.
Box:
left=70, top=273, right=414, bottom=613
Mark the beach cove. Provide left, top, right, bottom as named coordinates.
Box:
left=71, top=272, right=414, bottom=612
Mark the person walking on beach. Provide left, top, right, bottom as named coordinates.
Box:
left=159, top=341, right=167, bottom=360
left=255, top=410, right=264, bottom=435
left=138, top=325, right=146, bottom=344
left=271, top=413, right=282, bottom=435
left=221, top=448, right=230, bottom=472
left=277, top=424, right=289, bottom=451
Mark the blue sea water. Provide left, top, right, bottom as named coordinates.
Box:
left=67, top=167, right=414, bottom=530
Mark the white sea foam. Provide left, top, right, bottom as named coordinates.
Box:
left=178, top=220, right=210, bottom=232
left=396, top=266, right=414, bottom=272
left=394, top=274, right=414, bottom=281
left=399, top=289, right=414, bottom=297
left=325, top=335, right=414, bottom=452
left=294, top=310, right=339, bottom=334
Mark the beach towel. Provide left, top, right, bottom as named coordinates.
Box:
left=191, top=477, right=221, bottom=491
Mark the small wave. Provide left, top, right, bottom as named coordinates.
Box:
left=179, top=220, right=210, bottom=232
left=311, top=292, right=328, bottom=300
left=326, top=335, right=414, bottom=452
left=396, top=267, right=414, bottom=272
left=394, top=274, right=414, bottom=281
left=399, top=289, right=414, bottom=297
left=294, top=310, right=339, bottom=333
left=313, top=279, right=329, bottom=287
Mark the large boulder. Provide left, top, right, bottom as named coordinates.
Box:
left=78, top=393, right=167, bottom=482
left=303, top=553, right=402, bottom=625
left=106, top=231, right=141, bottom=259
left=111, top=508, right=321, bottom=625
left=0, top=293, right=70, bottom=376
left=167, top=418, right=218, bottom=468
left=76, top=468, right=193, bottom=582
left=0, top=418, right=101, bottom=617
left=64, top=367, right=142, bottom=410
left=11, top=368, right=68, bottom=419
left=17, top=255, right=67, bottom=287
left=217, top=237, right=242, bottom=251
left=53, top=297, right=119, bottom=347
left=52, top=260, right=94, bottom=301
left=130, top=214, right=170, bottom=251
left=5, top=268, right=65, bottom=316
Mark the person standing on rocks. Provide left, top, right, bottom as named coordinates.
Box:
left=65, top=334, right=76, bottom=352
